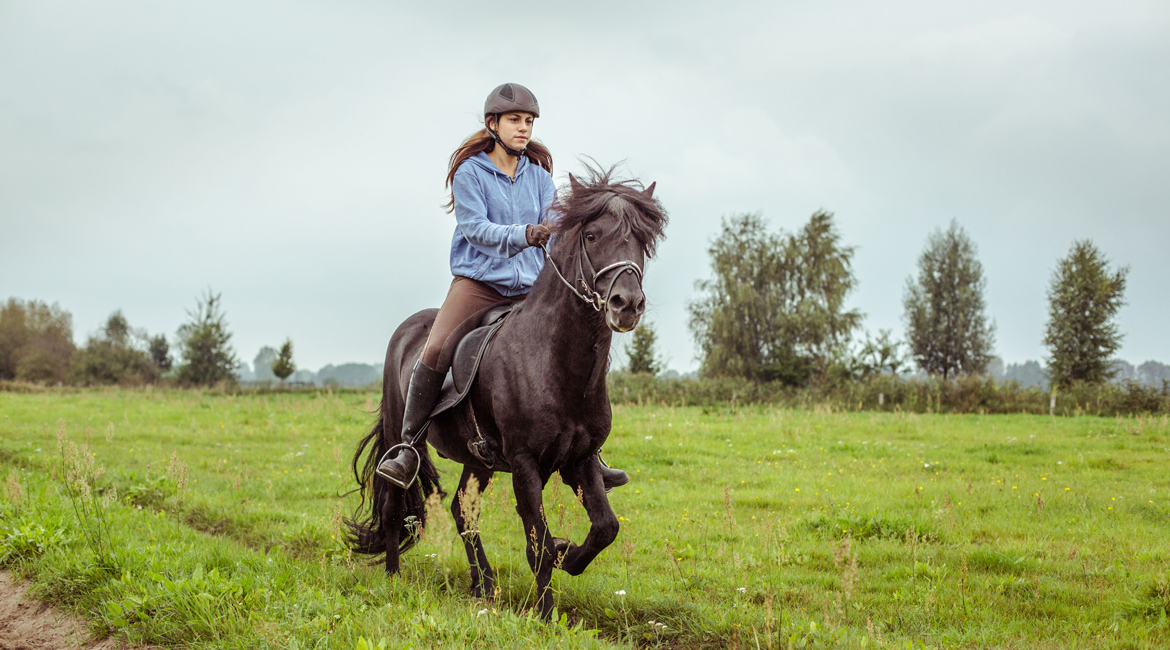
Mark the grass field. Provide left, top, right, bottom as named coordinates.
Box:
left=1, top=388, right=1169, bottom=649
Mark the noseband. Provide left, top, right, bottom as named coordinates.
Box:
left=541, top=234, right=643, bottom=312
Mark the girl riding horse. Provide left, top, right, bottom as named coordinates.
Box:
left=374, top=83, right=628, bottom=491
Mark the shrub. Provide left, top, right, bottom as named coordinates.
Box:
left=607, top=372, right=1170, bottom=416
left=73, top=311, right=160, bottom=385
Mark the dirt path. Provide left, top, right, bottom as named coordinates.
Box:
left=0, top=571, right=121, bottom=650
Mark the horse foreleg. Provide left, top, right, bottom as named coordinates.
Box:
left=451, top=465, right=495, bottom=599
left=511, top=460, right=556, bottom=619
left=557, top=461, right=619, bottom=576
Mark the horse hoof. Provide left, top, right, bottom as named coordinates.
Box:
left=471, top=586, right=496, bottom=601
left=553, top=537, right=575, bottom=567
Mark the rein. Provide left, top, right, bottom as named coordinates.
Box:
left=540, top=236, right=642, bottom=312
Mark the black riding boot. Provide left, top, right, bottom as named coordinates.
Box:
left=598, top=452, right=629, bottom=492
left=376, top=360, right=445, bottom=488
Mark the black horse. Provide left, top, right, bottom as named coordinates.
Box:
left=347, top=166, right=667, bottom=618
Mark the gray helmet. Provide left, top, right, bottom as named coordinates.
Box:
left=484, top=83, right=540, bottom=120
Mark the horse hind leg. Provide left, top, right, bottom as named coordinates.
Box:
left=379, top=483, right=406, bottom=574
left=451, top=465, right=495, bottom=598
left=347, top=411, right=409, bottom=575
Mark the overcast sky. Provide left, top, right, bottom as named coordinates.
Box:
left=2, top=0, right=1167, bottom=373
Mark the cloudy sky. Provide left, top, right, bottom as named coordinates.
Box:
left=2, top=0, right=1167, bottom=373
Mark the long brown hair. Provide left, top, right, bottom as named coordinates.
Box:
left=443, top=118, right=553, bottom=213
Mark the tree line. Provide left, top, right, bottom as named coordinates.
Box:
left=0, top=291, right=296, bottom=387
left=3, top=211, right=1154, bottom=396
left=628, top=211, right=1150, bottom=393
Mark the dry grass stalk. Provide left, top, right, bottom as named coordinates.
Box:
left=168, top=451, right=190, bottom=498
left=421, top=490, right=452, bottom=561
left=55, top=420, right=117, bottom=563
left=833, top=538, right=858, bottom=621
left=458, top=474, right=482, bottom=536
left=4, top=468, right=24, bottom=506
left=329, top=500, right=355, bottom=568
left=764, top=595, right=775, bottom=649
left=723, top=485, right=736, bottom=528
left=621, top=538, right=635, bottom=559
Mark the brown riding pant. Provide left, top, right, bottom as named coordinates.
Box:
left=421, top=276, right=516, bottom=372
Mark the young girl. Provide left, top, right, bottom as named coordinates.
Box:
left=377, top=83, right=627, bottom=490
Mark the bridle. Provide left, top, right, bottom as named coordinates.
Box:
left=540, top=233, right=643, bottom=312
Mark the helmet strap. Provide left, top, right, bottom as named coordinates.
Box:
left=486, top=116, right=527, bottom=158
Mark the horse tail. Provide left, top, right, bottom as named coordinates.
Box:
left=346, top=400, right=444, bottom=558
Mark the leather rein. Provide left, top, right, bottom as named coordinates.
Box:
left=540, top=235, right=643, bottom=312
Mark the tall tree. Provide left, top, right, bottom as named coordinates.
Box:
left=149, top=334, right=173, bottom=372
left=625, top=321, right=661, bottom=375
left=903, top=221, right=995, bottom=379
left=0, top=298, right=75, bottom=383
left=271, top=339, right=296, bottom=383
left=0, top=299, right=32, bottom=379
left=176, top=290, right=237, bottom=386
left=688, top=211, right=861, bottom=384
left=1043, top=240, right=1127, bottom=388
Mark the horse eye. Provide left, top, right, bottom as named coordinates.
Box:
left=585, top=233, right=596, bottom=242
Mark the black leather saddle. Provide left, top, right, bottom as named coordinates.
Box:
left=429, top=304, right=513, bottom=418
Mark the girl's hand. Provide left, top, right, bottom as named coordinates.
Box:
left=526, top=223, right=551, bottom=247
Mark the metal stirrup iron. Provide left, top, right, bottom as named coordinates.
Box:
left=376, top=443, right=422, bottom=489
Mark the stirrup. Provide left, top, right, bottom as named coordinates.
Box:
left=375, top=443, right=421, bottom=489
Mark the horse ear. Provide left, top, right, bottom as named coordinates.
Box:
left=642, top=182, right=656, bottom=199
left=568, top=174, right=584, bottom=193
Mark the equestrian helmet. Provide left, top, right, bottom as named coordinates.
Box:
left=484, top=83, right=540, bottom=119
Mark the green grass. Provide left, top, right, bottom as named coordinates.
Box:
left=1, top=389, right=1169, bottom=648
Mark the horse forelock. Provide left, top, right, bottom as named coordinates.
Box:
left=550, top=164, right=668, bottom=258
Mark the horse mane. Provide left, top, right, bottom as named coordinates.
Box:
left=549, top=164, right=668, bottom=258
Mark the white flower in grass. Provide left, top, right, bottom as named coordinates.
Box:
left=477, top=608, right=489, bottom=617
left=737, top=587, right=746, bottom=593
left=615, top=590, right=626, bottom=596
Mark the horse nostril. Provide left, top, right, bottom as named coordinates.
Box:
left=634, top=295, right=645, bottom=314
left=608, top=294, right=627, bottom=311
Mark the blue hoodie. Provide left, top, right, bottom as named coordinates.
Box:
left=449, top=151, right=556, bottom=297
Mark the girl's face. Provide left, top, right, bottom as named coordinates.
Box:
left=491, top=111, right=535, bottom=150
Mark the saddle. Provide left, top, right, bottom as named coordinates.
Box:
left=424, top=303, right=513, bottom=468
left=429, top=303, right=513, bottom=419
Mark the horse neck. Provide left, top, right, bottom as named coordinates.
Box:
left=515, top=257, right=613, bottom=393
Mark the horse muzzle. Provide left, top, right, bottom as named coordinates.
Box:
left=604, top=284, right=645, bottom=333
